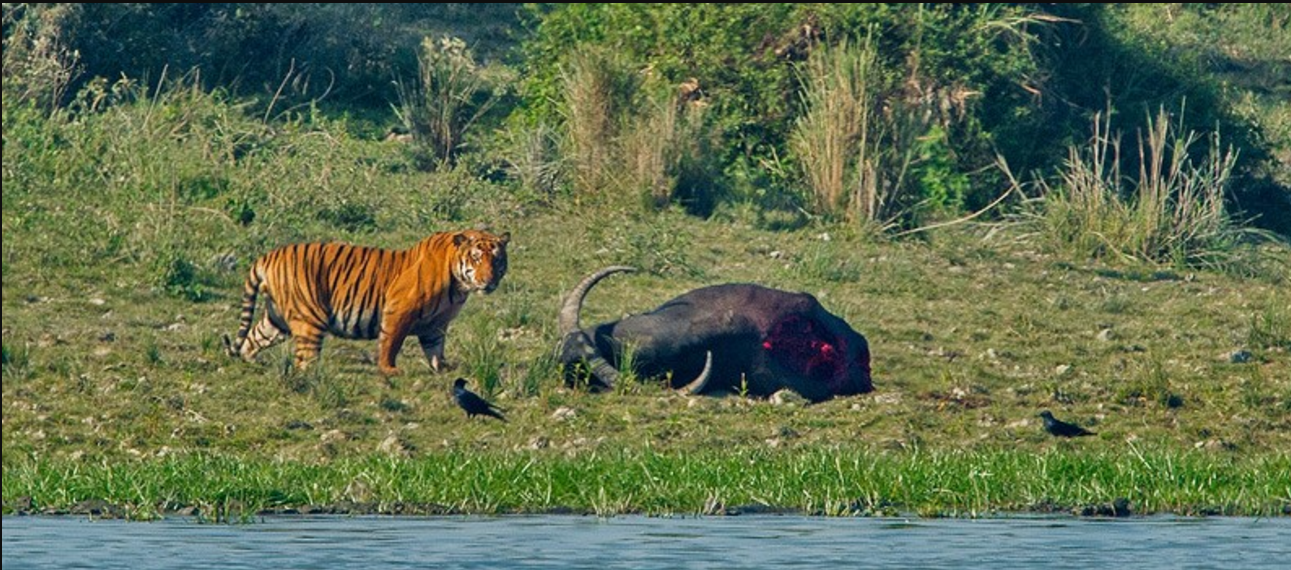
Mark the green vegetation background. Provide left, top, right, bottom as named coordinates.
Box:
left=3, top=3, right=1288, bottom=518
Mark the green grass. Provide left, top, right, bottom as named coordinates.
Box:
left=5, top=448, right=1288, bottom=520
left=3, top=70, right=1290, bottom=520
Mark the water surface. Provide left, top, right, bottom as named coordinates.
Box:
left=4, top=514, right=1287, bottom=569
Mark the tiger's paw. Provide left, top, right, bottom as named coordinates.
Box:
left=379, top=366, right=403, bottom=377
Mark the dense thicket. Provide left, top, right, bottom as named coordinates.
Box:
left=4, top=3, right=1287, bottom=234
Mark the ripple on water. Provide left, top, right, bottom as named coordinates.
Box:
left=3, top=514, right=1289, bottom=570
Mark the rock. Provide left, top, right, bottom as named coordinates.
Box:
left=1073, top=497, right=1132, bottom=517
left=872, top=392, right=901, bottom=405
left=1006, top=418, right=1032, bottom=429
left=70, top=499, right=122, bottom=518
left=7, top=496, right=33, bottom=514
left=1229, top=350, right=1253, bottom=364
left=1112, top=497, right=1132, bottom=517
left=551, top=406, right=577, bottom=421
left=377, top=434, right=409, bottom=456
left=1096, top=328, right=1115, bottom=342
left=1194, top=439, right=1237, bottom=452
left=769, top=389, right=808, bottom=406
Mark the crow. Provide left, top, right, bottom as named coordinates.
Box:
left=1039, top=410, right=1094, bottom=438
left=453, top=378, right=506, bottom=422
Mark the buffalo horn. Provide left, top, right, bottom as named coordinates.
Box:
left=679, top=351, right=713, bottom=395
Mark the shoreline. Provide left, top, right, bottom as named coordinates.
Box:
left=6, top=448, right=1288, bottom=520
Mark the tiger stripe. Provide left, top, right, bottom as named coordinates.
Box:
left=223, top=229, right=510, bottom=375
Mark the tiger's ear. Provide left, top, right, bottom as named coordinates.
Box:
left=453, top=233, right=468, bottom=247
left=499, top=231, right=511, bottom=244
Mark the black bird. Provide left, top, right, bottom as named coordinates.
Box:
left=453, top=378, right=506, bottom=422
left=1039, top=410, right=1094, bottom=438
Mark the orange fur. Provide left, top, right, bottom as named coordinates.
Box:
left=223, top=229, right=509, bottom=375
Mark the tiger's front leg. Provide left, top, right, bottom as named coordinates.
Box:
left=377, top=305, right=417, bottom=377
left=417, top=331, right=451, bottom=373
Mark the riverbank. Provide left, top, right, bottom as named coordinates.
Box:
left=5, top=447, right=1289, bottom=520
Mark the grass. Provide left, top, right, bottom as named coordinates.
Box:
left=1029, top=107, right=1251, bottom=269
left=790, top=35, right=898, bottom=225
left=3, top=70, right=1290, bottom=520
left=5, top=448, right=1288, bottom=520
left=393, top=35, right=505, bottom=169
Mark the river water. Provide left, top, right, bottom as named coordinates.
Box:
left=3, top=514, right=1288, bottom=569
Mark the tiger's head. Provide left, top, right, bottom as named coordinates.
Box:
left=452, top=230, right=510, bottom=294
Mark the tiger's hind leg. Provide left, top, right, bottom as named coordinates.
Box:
left=288, top=320, right=327, bottom=372
left=234, top=315, right=288, bottom=362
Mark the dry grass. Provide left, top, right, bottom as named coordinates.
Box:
left=1033, top=107, right=1253, bottom=268
left=394, top=36, right=503, bottom=168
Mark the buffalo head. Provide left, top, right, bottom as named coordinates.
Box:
left=558, top=266, right=873, bottom=402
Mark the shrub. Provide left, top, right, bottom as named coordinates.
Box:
left=393, top=36, right=506, bottom=169
left=1035, top=107, right=1250, bottom=268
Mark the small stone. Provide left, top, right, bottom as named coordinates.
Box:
left=551, top=406, right=577, bottom=421
left=1055, top=364, right=1072, bottom=377
left=1112, top=497, right=1132, bottom=517
left=1096, top=328, right=1115, bottom=342
left=769, top=390, right=807, bottom=406
left=377, top=434, right=407, bottom=456
left=1005, top=418, right=1031, bottom=429
left=1229, top=350, right=1253, bottom=364
left=872, top=392, right=901, bottom=405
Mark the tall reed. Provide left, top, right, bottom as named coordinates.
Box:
left=394, top=36, right=501, bottom=168
left=1038, top=107, right=1243, bottom=267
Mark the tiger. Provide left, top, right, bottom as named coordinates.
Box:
left=223, top=229, right=510, bottom=376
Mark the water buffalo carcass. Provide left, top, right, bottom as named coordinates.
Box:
left=558, top=266, right=874, bottom=402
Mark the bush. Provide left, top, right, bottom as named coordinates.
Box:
left=393, top=36, right=507, bottom=169
left=516, top=4, right=1046, bottom=219
left=790, top=35, right=966, bottom=230
left=1033, top=107, right=1252, bottom=269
